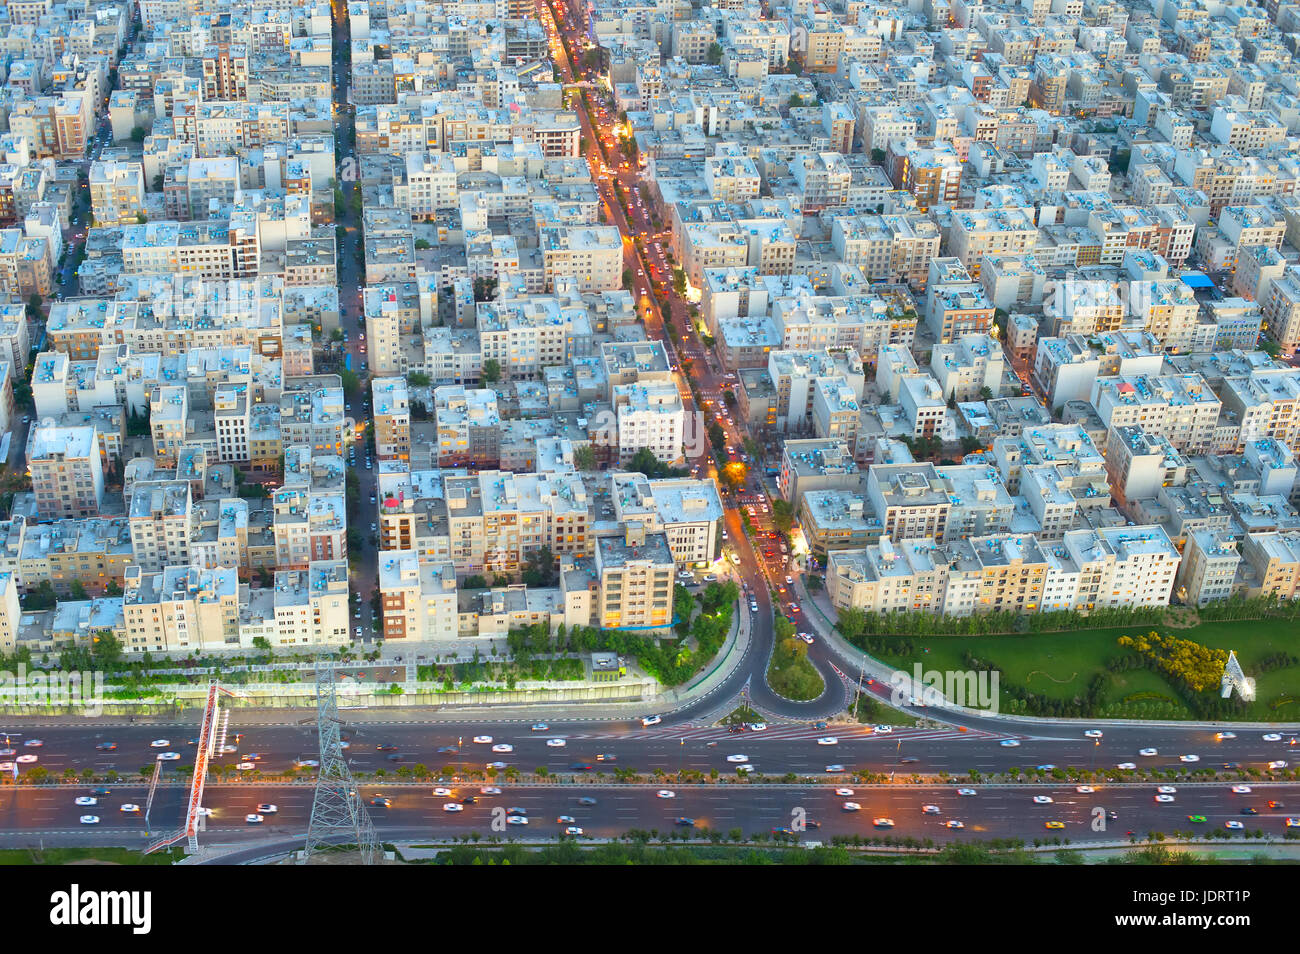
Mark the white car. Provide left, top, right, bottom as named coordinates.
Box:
left=835, top=788, right=855, bottom=796
left=736, top=764, right=754, bottom=774
left=1232, top=785, right=1253, bottom=794
left=195, top=808, right=214, bottom=818
left=24, top=739, right=42, bottom=748
left=656, top=790, right=675, bottom=799
left=874, top=725, right=893, bottom=734
left=1000, top=740, right=1021, bottom=748
left=15, top=755, right=37, bottom=764
left=1263, top=733, right=1283, bottom=742
left=1269, top=760, right=1289, bottom=769
left=749, top=723, right=767, bottom=732
left=75, top=797, right=97, bottom=806
left=433, top=788, right=454, bottom=797
left=219, top=745, right=237, bottom=754
left=257, top=805, right=278, bottom=814
left=150, top=739, right=170, bottom=748
left=726, top=754, right=749, bottom=763
left=491, top=744, right=514, bottom=753
left=531, top=723, right=549, bottom=731
left=1084, top=730, right=1103, bottom=739
left=1179, top=754, right=1200, bottom=763
left=1225, top=820, right=1245, bottom=830
left=506, top=816, right=528, bottom=826
left=480, top=787, right=502, bottom=795
left=1157, top=786, right=1177, bottom=794
left=825, top=764, right=846, bottom=772
left=564, top=827, right=584, bottom=836
left=1076, top=786, right=1096, bottom=794
left=1116, top=762, right=1137, bottom=770
left=234, top=761, right=254, bottom=770
left=120, top=804, right=140, bottom=814
left=841, top=802, right=861, bottom=812
left=79, top=815, right=99, bottom=825
left=816, top=737, right=838, bottom=746
left=872, top=818, right=895, bottom=828
left=641, top=715, right=662, bottom=727
left=472, top=736, right=493, bottom=744
left=1155, top=794, right=1175, bottom=803
left=1032, top=795, right=1054, bottom=804
left=156, top=753, right=180, bottom=761
left=957, top=788, right=978, bottom=796
left=945, top=820, right=965, bottom=830
left=922, top=805, right=941, bottom=815
left=443, top=803, right=464, bottom=813
left=245, top=814, right=264, bottom=824
left=1215, top=732, right=1237, bottom=741
left=546, top=739, right=566, bottom=748
left=486, top=761, right=508, bottom=770
left=1286, top=818, right=1300, bottom=828
left=1139, top=748, right=1159, bottom=757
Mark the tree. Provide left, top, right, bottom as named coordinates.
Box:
left=871, top=148, right=886, bottom=164
left=706, top=42, right=723, bottom=65
left=522, top=547, right=557, bottom=587
left=407, top=371, right=430, bottom=386
left=672, top=267, right=687, bottom=296
left=463, top=575, right=488, bottom=590
left=723, top=389, right=737, bottom=407
left=837, top=606, right=867, bottom=641
left=130, top=126, right=146, bottom=143
left=252, top=636, right=272, bottom=652
left=91, top=631, right=123, bottom=668
left=573, top=445, right=597, bottom=471
left=26, top=294, right=42, bottom=320
left=622, top=268, right=633, bottom=290
left=415, top=239, right=431, bottom=250
left=340, top=369, right=361, bottom=394
left=771, top=499, right=794, bottom=535
left=978, top=386, right=994, bottom=401
left=788, top=94, right=803, bottom=109
left=68, top=579, right=88, bottom=600
left=24, top=580, right=57, bottom=610
left=482, top=359, right=501, bottom=384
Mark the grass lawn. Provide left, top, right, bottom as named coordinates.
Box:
left=0, top=846, right=184, bottom=865
left=864, top=617, right=1300, bottom=721
left=767, top=639, right=825, bottom=701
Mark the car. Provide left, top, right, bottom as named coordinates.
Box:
left=1000, top=739, right=1021, bottom=747
left=338, top=742, right=350, bottom=751
left=486, top=761, right=508, bottom=770
left=79, top=815, right=99, bottom=825
left=1155, top=794, right=1175, bottom=803
left=234, top=761, right=254, bottom=770
left=1264, top=733, right=1283, bottom=742
left=1232, top=785, right=1253, bottom=794
left=1116, top=762, right=1138, bottom=770
left=1286, top=818, right=1300, bottom=828
left=472, top=736, right=493, bottom=744
left=641, top=715, right=662, bottom=727
left=957, top=788, right=978, bottom=796
left=241, top=754, right=263, bottom=762
left=595, top=754, right=616, bottom=762
left=506, top=816, right=528, bottom=826
left=1036, top=764, right=1057, bottom=772
left=872, top=818, right=896, bottom=828
left=546, top=738, right=566, bottom=748
left=244, top=813, right=265, bottom=824
left=480, top=787, right=502, bottom=795
left=1139, top=748, right=1159, bottom=757
left=1084, top=730, right=1104, bottom=739
left=1269, top=760, right=1289, bottom=769
left=1044, top=821, right=1065, bottom=829
left=375, top=744, right=398, bottom=752
left=842, top=802, right=861, bottom=812
left=817, top=737, right=838, bottom=746
left=433, top=788, right=454, bottom=797
left=1076, top=786, right=1096, bottom=794
left=814, top=721, right=828, bottom=730
left=1180, top=754, right=1200, bottom=763
left=75, top=797, right=97, bottom=806
left=578, top=797, right=597, bottom=806
left=1032, top=795, right=1054, bottom=804
left=149, top=739, right=170, bottom=748
left=825, top=764, right=846, bottom=772
left=531, top=723, right=549, bottom=731
left=368, top=797, right=391, bottom=807
left=1241, top=807, right=1259, bottom=816
left=556, top=815, right=576, bottom=824
left=157, top=753, right=180, bottom=762
left=94, top=742, right=117, bottom=751
left=120, top=804, right=140, bottom=814
left=564, top=826, right=584, bottom=836
left=491, top=744, right=514, bottom=753
left=945, top=820, right=966, bottom=829
left=750, top=723, right=767, bottom=732
left=90, top=788, right=111, bottom=796
left=436, top=746, right=459, bottom=754
left=835, top=788, right=855, bottom=796
left=1225, top=820, right=1245, bottom=830
left=257, top=804, right=278, bottom=814
left=1158, top=786, right=1177, bottom=794
left=874, top=725, right=893, bottom=734
left=23, top=739, right=42, bottom=748
left=922, top=805, right=941, bottom=815
left=656, top=790, right=675, bottom=799
left=1215, top=732, right=1237, bottom=741
left=1269, top=800, right=1285, bottom=809
left=443, top=803, right=464, bottom=813
left=294, top=759, right=319, bottom=768
left=354, top=627, right=362, bottom=638
left=1187, top=814, right=1207, bottom=823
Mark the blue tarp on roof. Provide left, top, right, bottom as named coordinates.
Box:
left=1180, top=272, right=1215, bottom=289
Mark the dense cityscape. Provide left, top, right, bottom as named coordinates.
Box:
left=0, top=0, right=1293, bottom=889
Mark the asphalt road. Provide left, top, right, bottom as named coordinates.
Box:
left=3, top=779, right=1296, bottom=849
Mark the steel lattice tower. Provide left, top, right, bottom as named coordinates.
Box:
left=301, top=656, right=380, bottom=865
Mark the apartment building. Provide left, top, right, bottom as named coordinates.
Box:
left=373, top=377, right=411, bottom=461
left=29, top=423, right=104, bottom=519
